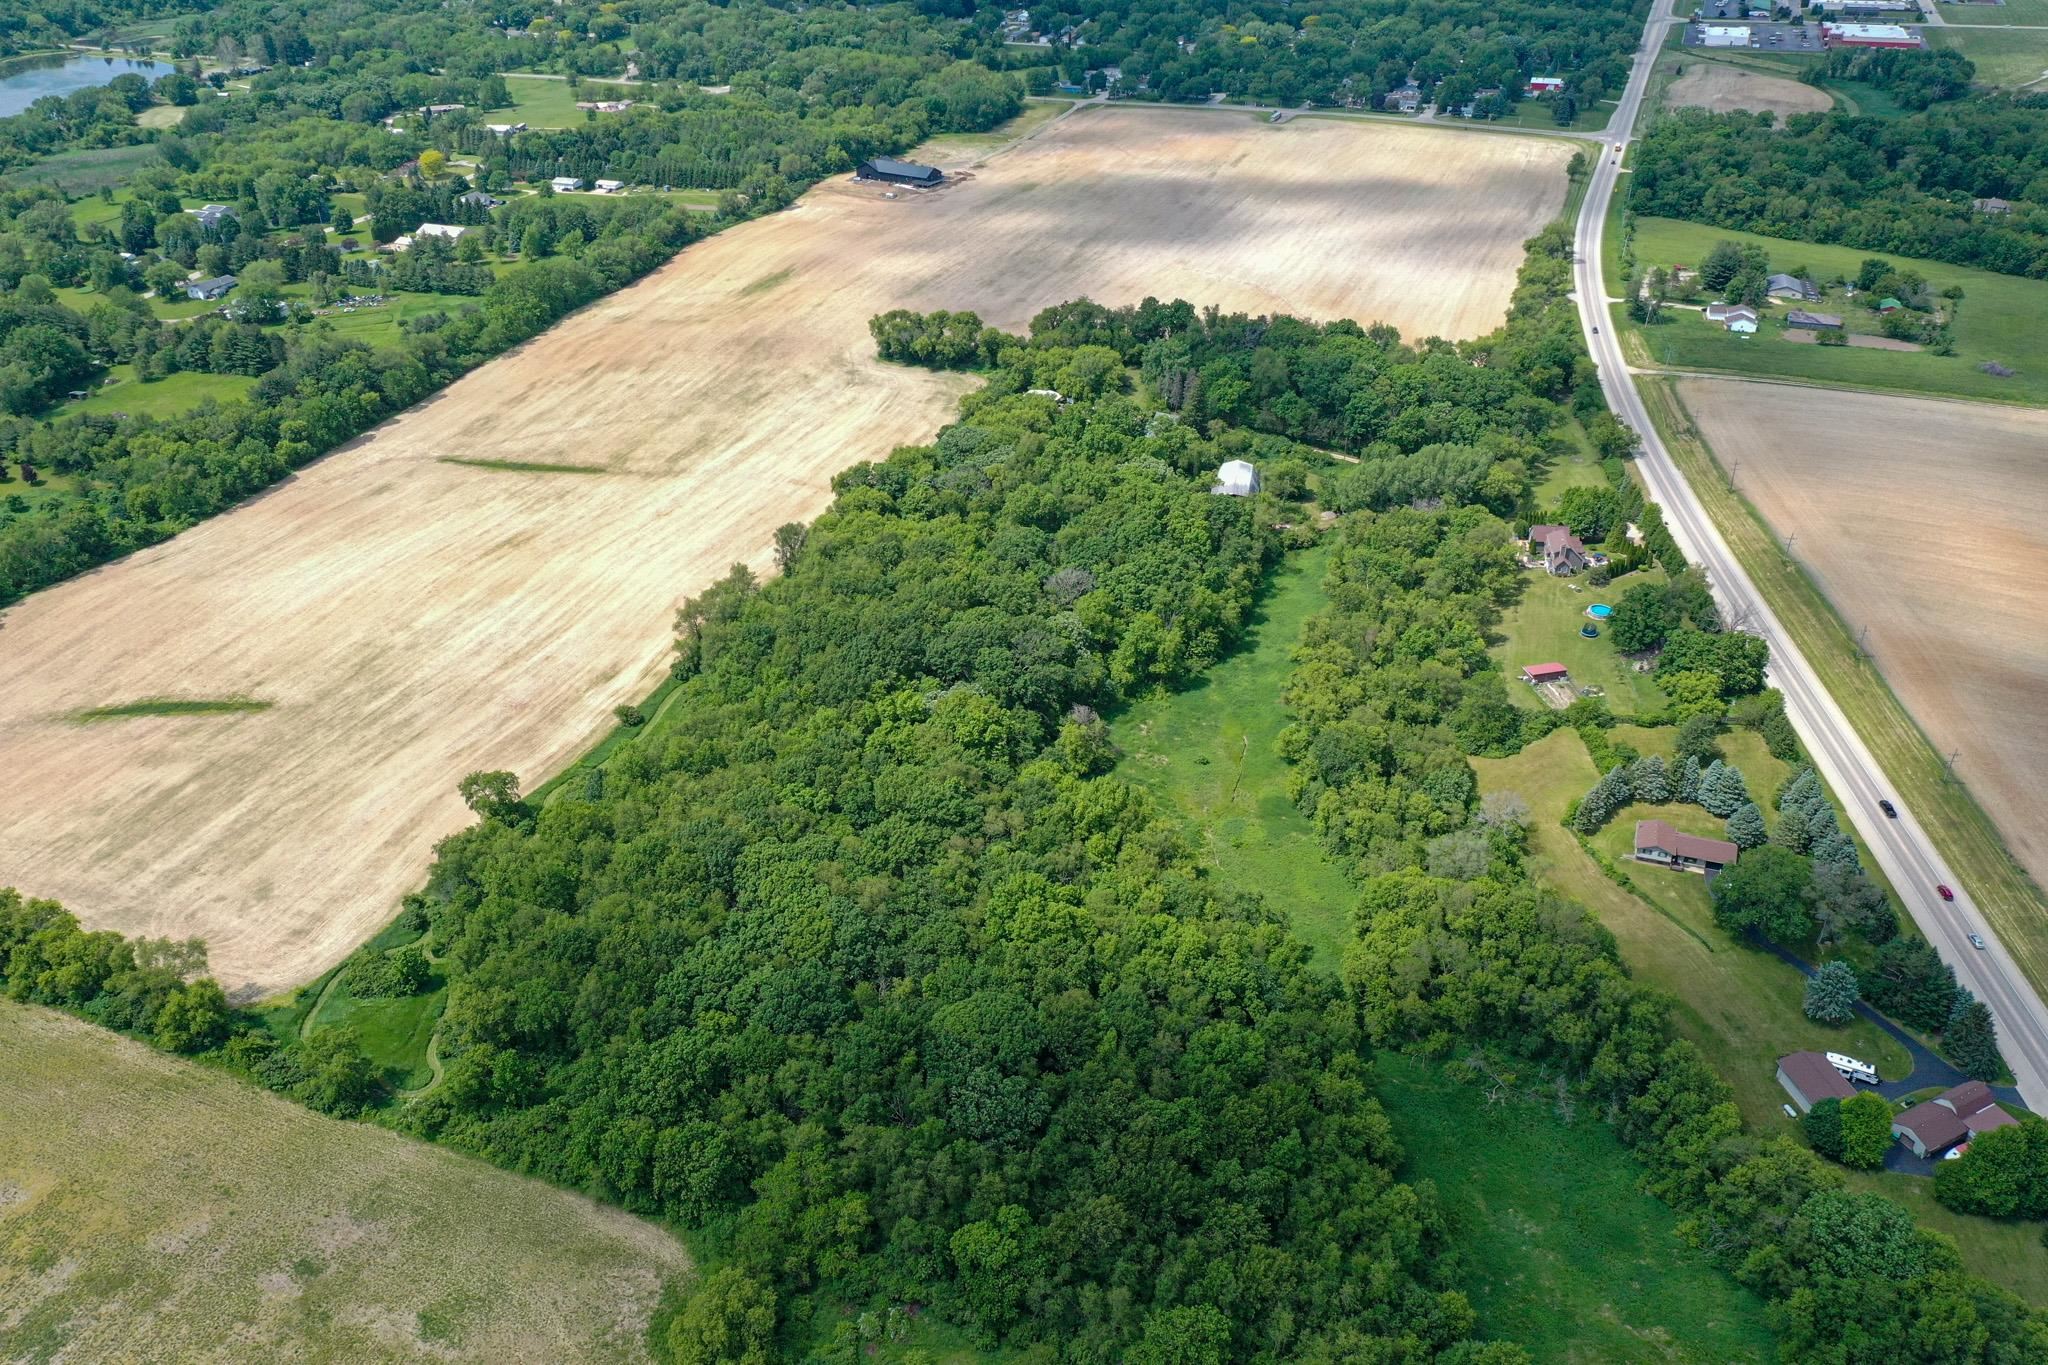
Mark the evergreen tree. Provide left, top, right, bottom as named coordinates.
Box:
left=1778, top=767, right=1822, bottom=811
left=1775, top=802, right=1815, bottom=854
left=1676, top=754, right=1703, bottom=804
left=1804, top=961, right=1860, bottom=1024
left=1946, top=999, right=2005, bottom=1081
left=1811, top=829, right=1862, bottom=874
left=1726, top=801, right=1768, bottom=850
left=1699, top=762, right=1751, bottom=817
left=1629, top=754, right=1671, bottom=804
left=1574, top=764, right=1633, bottom=833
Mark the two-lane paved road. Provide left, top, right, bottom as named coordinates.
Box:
left=1571, top=0, right=2048, bottom=1111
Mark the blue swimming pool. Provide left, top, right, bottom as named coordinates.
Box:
left=1588, top=603, right=1614, bottom=620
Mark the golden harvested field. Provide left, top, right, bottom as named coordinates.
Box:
left=0, top=1002, right=689, bottom=1362
left=0, top=106, right=1568, bottom=995
left=1677, top=378, right=2048, bottom=885
left=1666, top=64, right=1833, bottom=117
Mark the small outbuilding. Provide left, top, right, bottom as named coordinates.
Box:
left=1776, top=1051, right=1857, bottom=1113
left=1786, top=310, right=1843, bottom=330
left=856, top=157, right=943, bottom=188
left=1726, top=316, right=1758, bottom=335
left=1767, top=273, right=1819, bottom=301
left=414, top=222, right=470, bottom=240
left=1210, top=459, right=1260, bottom=497
left=1522, top=663, right=1570, bottom=685
left=550, top=175, right=584, bottom=192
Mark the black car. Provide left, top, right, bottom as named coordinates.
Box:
left=1879, top=799, right=1898, bottom=818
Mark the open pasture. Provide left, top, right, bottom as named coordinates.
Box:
left=1675, top=378, right=2048, bottom=898
left=0, top=106, right=1569, bottom=996
left=0, top=1002, right=689, bottom=1362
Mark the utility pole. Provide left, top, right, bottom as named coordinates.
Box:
left=1728, top=459, right=1738, bottom=490
left=1855, top=624, right=1869, bottom=658
left=1944, top=751, right=1961, bottom=784
left=1784, top=532, right=1797, bottom=558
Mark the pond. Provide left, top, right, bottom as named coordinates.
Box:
left=0, top=55, right=176, bottom=118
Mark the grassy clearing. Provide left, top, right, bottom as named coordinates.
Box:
left=1845, top=1169, right=2048, bottom=1303
left=1472, top=731, right=1912, bottom=1128
left=1110, top=541, right=1357, bottom=972
left=1491, top=566, right=1671, bottom=716
left=12, top=142, right=161, bottom=191
left=310, top=982, right=445, bottom=1091
left=1636, top=376, right=2048, bottom=1006
left=438, top=456, right=610, bottom=475
left=909, top=98, right=1071, bottom=163
left=0, top=1001, right=690, bottom=1362
left=57, top=366, right=257, bottom=420
left=501, top=74, right=636, bottom=128
left=1374, top=1052, right=1775, bottom=1363
left=1616, top=216, right=2048, bottom=406
left=73, top=697, right=273, bottom=722
left=1938, top=0, right=2048, bottom=26
left=1930, top=26, right=2048, bottom=84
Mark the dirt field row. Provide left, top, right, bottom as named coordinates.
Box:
left=1666, top=63, right=1833, bottom=116
left=0, top=106, right=1569, bottom=994
left=1675, top=378, right=2048, bottom=887
left=0, top=1002, right=689, bottom=1361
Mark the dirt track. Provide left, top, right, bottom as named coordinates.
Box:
left=0, top=107, right=1568, bottom=995
left=1677, top=378, right=2048, bottom=886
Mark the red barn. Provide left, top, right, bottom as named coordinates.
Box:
left=1526, top=75, right=1566, bottom=95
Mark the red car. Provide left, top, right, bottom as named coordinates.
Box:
left=1937, top=885, right=1956, bottom=902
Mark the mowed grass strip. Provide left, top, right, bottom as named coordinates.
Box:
left=73, top=697, right=272, bottom=721
left=1111, top=541, right=1356, bottom=972
left=1636, top=377, right=2048, bottom=1005
left=437, top=456, right=611, bottom=474
left=0, top=1002, right=690, bottom=1363
left=1373, top=1052, right=1776, bottom=1364
left=1616, top=215, right=2048, bottom=406
left=1931, top=26, right=2048, bottom=82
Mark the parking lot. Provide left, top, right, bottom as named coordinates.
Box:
left=1681, top=21, right=1827, bottom=51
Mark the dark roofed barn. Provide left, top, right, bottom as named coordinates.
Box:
left=857, top=157, right=943, bottom=188
left=1776, top=1051, right=1856, bottom=1113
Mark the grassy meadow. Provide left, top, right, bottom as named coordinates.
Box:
left=1930, top=26, right=2048, bottom=84
left=1613, top=215, right=2048, bottom=406
left=0, top=1002, right=690, bottom=1363
left=1937, top=0, right=2048, bottom=22
left=1107, top=542, right=1784, bottom=1355
left=501, top=74, right=637, bottom=128
left=1374, top=1052, right=1776, bottom=1364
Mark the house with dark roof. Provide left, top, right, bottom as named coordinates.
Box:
left=188, top=203, right=237, bottom=231
left=1892, top=1100, right=1969, bottom=1158
left=1525, top=524, right=1588, bottom=575
left=1972, top=197, right=2013, bottom=215
left=1786, top=310, right=1843, bottom=330
left=1634, top=819, right=1739, bottom=874
left=184, top=274, right=237, bottom=301
left=855, top=157, right=942, bottom=188
left=1777, top=1051, right=1857, bottom=1113
left=458, top=190, right=502, bottom=208
left=1932, top=1080, right=2018, bottom=1138
left=1766, top=273, right=1820, bottom=301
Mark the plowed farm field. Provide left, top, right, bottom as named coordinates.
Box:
left=0, top=106, right=1570, bottom=995
left=1676, top=378, right=2048, bottom=887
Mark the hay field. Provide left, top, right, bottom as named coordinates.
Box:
left=1666, top=64, right=1833, bottom=116
left=0, top=1002, right=689, bottom=1362
left=0, top=106, right=1569, bottom=995
left=1676, top=379, right=2048, bottom=885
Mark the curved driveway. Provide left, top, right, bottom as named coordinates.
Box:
left=1570, top=0, right=2048, bottom=1112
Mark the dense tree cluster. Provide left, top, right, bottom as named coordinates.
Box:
left=0, top=888, right=230, bottom=1054
left=1632, top=103, right=2048, bottom=279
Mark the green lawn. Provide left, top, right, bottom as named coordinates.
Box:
left=1846, top=1170, right=2048, bottom=1304
left=1110, top=541, right=1358, bottom=972
left=1374, top=1052, right=1776, bottom=1363
left=1616, top=216, right=2048, bottom=406
left=1930, top=26, right=2048, bottom=84
left=309, top=982, right=445, bottom=1091
left=908, top=99, right=1070, bottom=164
left=1937, top=0, right=2048, bottom=25
left=1531, top=431, right=1612, bottom=505
left=60, top=366, right=256, bottom=419
left=501, top=74, right=635, bottom=128
left=1473, top=731, right=1912, bottom=1129
left=1490, top=96, right=1618, bottom=132
left=1491, top=566, right=1671, bottom=717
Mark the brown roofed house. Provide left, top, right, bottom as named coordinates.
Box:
left=1634, top=819, right=1739, bottom=874
left=1526, top=524, right=1587, bottom=575
left=1892, top=1100, right=1970, bottom=1158
left=1776, top=1051, right=1857, bottom=1113
left=1935, top=1080, right=2019, bottom=1136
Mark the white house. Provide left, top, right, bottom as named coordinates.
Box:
left=414, top=222, right=470, bottom=240
left=1726, top=316, right=1758, bottom=335
left=1211, top=460, right=1260, bottom=497
left=484, top=122, right=527, bottom=135
left=550, top=175, right=584, bottom=192
left=594, top=178, right=626, bottom=192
